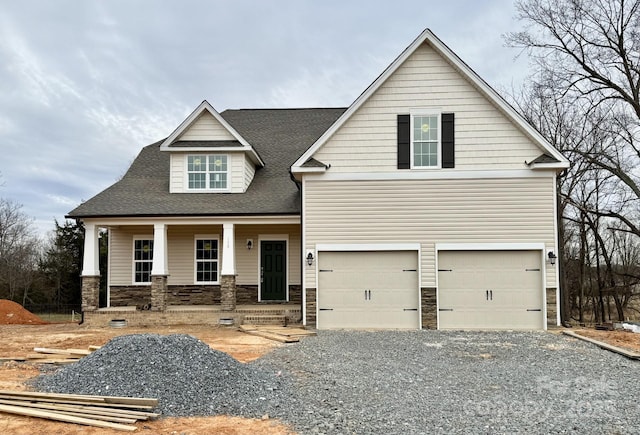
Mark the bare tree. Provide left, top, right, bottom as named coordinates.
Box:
left=0, top=198, right=40, bottom=302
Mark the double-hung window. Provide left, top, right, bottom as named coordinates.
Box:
left=412, top=114, right=441, bottom=168
left=195, top=237, right=219, bottom=284
left=187, top=155, right=228, bottom=190
left=133, top=239, right=154, bottom=283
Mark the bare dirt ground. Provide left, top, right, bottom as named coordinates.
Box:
left=573, top=328, right=640, bottom=353
left=0, top=323, right=295, bottom=435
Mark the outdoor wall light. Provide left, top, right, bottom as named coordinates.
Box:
left=548, top=251, right=557, bottom=266
left=306, top=252, right=314, bottom=266
left=246, top=239, right=253, bottom=250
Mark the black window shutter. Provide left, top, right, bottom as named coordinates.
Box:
left=441, top=113, right=455, bottom=168
left=397, top=114, right=410, bottom=169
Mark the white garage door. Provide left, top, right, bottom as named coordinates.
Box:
left=317, top=251, right=419, bottom=329
left=438, top=250, right=544, bottom=330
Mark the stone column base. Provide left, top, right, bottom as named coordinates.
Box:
left=305, top=288, right=317, bottom=328
left=421, top=287, right=437, bottom=329
left=221, top=275, right=237, bottom=311
left=81, top=275, right=101, bottom=312
left=546, top=287, right=558, bottom=327
left=150, top=275, right=168, bottom=311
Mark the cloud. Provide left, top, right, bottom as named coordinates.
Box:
left=0, top=0, right=530, bottom=237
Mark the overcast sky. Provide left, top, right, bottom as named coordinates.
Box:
left=0, top=0, right=531, bottom=236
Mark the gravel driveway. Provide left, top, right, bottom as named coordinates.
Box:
left=253, top=330, right=640, bottom=434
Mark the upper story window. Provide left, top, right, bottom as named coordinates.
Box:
left=412, top=114, right=440, bottom=168
left=133, top=238, right=154, bottom=283
left=187, top=155, right=228, bottom=190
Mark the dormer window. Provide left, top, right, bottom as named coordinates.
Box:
left=187, top=155, right=228, bottom=190
left=411, top=113, right=440, bottom=168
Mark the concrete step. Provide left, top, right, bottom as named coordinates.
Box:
left=242, top=314, right=287, bottom=326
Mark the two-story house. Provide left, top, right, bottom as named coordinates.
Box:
left=69, top=29, right=569, bottom=329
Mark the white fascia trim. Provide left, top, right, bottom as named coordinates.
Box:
left=316, top=243, right=421, bottom=252
left=301, top=176, right=307, bottom=326
left=303, top=169, right=552, bottom=182
left=436, top=243, right=545, bottom=251
left=291, top=29, right=569, bottom=170
left=87, top=215, right=301, bottom=227
left=160, top=100, right=264, bottom=167
left=529, top=162, right=571, bottom=170
left=291, top=166, right=328, bottom=174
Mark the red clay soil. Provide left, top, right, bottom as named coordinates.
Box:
left=0, top=300, right=47, bottom=325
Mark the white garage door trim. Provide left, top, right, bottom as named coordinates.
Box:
left=435, top=243, right=548, bottom=331
left=315, top=243, right=421, bottom=330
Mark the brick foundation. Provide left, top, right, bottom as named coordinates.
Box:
left=305, top=287, right=317, bottom=328
left=150, top=275, right=168, bottom=311
left=167, top=285, right=220, bottom=305
left=81, top=275, right=100, bottom=312
left=421, top=287, right=437, bottom=329
left=546, top=287, right=558, bottom=327
left=220, top=275, right=236, bottom=311
left=289, top=285, right=302, bottom=304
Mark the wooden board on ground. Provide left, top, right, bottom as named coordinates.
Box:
left=563, top=330, right=640, bottom=360
left=239, top=325, right=300, bottom=343
left=0, top=390, right=159, bottom=432
left=0, top=345, right=101, bottom=365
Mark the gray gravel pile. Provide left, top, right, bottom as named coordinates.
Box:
left=30, top=331, right=640, bottom=434
left=31, top=334, right=290, bottom=417
left=252, top=331, right=640, bottom=434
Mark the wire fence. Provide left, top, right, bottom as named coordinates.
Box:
left=23, top=303, right=82, bottom=323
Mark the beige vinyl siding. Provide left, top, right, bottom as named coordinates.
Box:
left=167, top=226, right=222, bottom=285
left=244, top=155, right=256, bottom=190
left=304, top=177, right=557, bottom=288
left=170, top=154, right=184, bottom=193
left=110, top=224, right=299, bottom=287
left=169, top=153, right=250, bottom=193
left=178, top=112, right=236, bottom=141
left=110, top=226, right=153, bottom=286
left=313, top=43, right=541, bottom=171
left=234, top=224, right=301, bottom=286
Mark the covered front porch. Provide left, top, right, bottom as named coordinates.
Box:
left=79, top=217, right=303, bottom=326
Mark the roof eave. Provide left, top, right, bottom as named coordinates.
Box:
left=528, top=161, right=570, bottom=170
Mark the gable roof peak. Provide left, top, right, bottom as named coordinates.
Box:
left=160, top=100, right=264, bottom=166
left=292, top=28, right=569, bottom=171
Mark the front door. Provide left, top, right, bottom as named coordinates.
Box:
left=260, top=240, right=287, bottom=301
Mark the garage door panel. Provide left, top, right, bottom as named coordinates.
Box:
left=318, top=251, right=419, bottom=329
left=438, top=250, right=544, bottom=330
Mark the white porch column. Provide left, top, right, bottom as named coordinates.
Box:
left=81, top=223, right=100, bottom=276
left=221, top=223, right=236, bottom=275
left=151, top=223, right=168, bottom=276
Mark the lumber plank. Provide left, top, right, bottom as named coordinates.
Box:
left=0, top=403, right=137, bottom=432
left=31, top=360, right=78, bottom=365
left=0, top=356, right=27, bottom=362
left=0, top=399, right=157, bottom=420
left=64, top=348, right=93, bottom=355
left=239, top=324, right=257, bottom=331
left=0, top=399, right=160, bottom=420
left=562, top=330, right=640, bottom=360
left=243, top=329, right=299, bottom=343
left=88, top=345, right=102, bottom=351
left=259, top=328, right=317, bottom=337
left=0, top=395, right=155, bottom=410
left=33, top=348, right=91, bottom=356
left=26, top=353, right=78, bottom=360
left=0, top=390, right=158, bottom=407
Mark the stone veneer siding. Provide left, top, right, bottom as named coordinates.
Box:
left=110, top=283, right=301, bottom=308
left=421, top=287, right=437, bottom=329
left=220, top=275, right=236, bottom=311
left=546, top=287, right=558, bottom=327
left=150, top=275, right=168, bottom=311
left=81, top=275, right=100, bottom=312
left=305, top=288, right=317, bottom=328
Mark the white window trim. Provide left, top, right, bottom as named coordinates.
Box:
left=194, top=234, right=220, bottom=284
left=132, top=235, right=154, bottom=286
left=410, top=110, right=442, bottom=170
left=258, top=234, right=289, bottom=302
left=185, top=154, right=231, bottom=192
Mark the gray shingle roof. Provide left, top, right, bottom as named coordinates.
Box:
left=67, top=108, right=346, bottom=218
left=527, top=154, right=560, bottom=165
